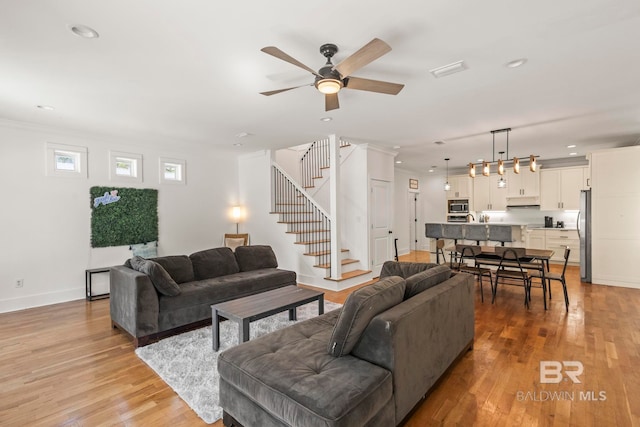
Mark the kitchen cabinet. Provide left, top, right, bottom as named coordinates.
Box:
left=527, top=229, right=546, bottom=250
left=446, top=174, right=472, bottom=199
left=545, top=229, right=580, bottom=262
left=540, top=167, right=585, bottom=210
left=506, top=169, right=540, bottom=198
left=472, top=174, right=508, bottom=211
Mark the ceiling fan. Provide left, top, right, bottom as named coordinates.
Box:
left=260, top=38, right=405, bottom=111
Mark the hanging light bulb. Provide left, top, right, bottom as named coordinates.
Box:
left=444, top=158, right=451, bottom=191
left=468, top=163, right=476, bottom=178
left=513, top=157, right=520, bottom=174
left=529, top=155, right=537, bottom=172
left=482, top=161, right=490, bottom=177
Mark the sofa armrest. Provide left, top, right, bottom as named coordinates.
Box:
left=351, top=273, right=474, bottom=422
left=110, top=265, right=160, bottom=339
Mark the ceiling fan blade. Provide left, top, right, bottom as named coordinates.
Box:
left=260, top=83, right=312, bottom=96
left=344, top=76, right=404, bottom=95
left=261, top=46, right=323, bottom=78
left=325, top=93, right=340, bottom=111
left=333, top=38, right=392, bottom=78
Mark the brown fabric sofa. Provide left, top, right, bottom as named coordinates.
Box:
left=218, top=262, right=475, bottom=427
left=110, top=245, right=296, bottom=347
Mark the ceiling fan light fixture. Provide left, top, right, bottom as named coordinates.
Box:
left=316, top=78, right=343, bottom=94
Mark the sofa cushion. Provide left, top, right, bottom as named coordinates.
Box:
left=219, top=310, right=394, bottom=427
left=379, top=261, right=437, bottom=279
left=157, top=268, right=297, bottom=322
left=404, top=264, right=452, bottom=299
left=189, top=247, right=239, bottom=280
left=153, top=255, right=194, bottom=284
left=234, top=245, right=278, bottom=272
left=328, top=276, right=405, bottom=357
left=129, top=256, right=181, bottom=297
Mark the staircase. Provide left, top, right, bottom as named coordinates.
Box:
left=271, top=141, right=371, bottom=286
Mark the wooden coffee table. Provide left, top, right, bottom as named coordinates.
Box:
left=211, top=285, right=324, bottom=351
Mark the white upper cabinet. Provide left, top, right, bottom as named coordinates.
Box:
left=473, top=174, right=507, bottom=211
left=506, top=169, right=540, bottom=198
left=540, top=167, right=586, bottom=210
left=446, top=174, right=472, bottom=199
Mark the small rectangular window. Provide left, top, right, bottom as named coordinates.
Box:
left=110, top=151, right=142, bottom=182
left=160, top=158, right=186, bottom=184
left=46, top=143, right=87, bottom=178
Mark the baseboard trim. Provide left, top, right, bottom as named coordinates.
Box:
left=0, top=287, right=84, bottom=314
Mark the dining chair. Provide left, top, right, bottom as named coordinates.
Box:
left=455, top=244, right=493, bottom=302
left=436, top=239, right=447, bottom=265
left=492, top=247, right=532, bottom=308
left=529, top=247, right=570, bottom=312
left=223, top=233, right=249, bottom=251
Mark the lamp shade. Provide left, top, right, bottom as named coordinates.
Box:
left=513, top=157, right=520, bottom=174
left=468, top=163, right=476, bottom=178
left=529, top=155, right=537, bottom=172
left=232, top=206, right=242, bottom=221
left=498, top=159, right=504, bottom=175
left=482, top=161, right=490, bottom=177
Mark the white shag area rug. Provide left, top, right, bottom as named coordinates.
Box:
left=135, top=300, right=341, bottom=424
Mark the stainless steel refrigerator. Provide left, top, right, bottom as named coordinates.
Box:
left=578, top=189, right=591, bottom=282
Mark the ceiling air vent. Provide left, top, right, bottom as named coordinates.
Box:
left=430, top=60, right=468, bottom=78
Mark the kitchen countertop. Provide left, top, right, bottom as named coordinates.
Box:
left=527, top=226, right=577, bottom=231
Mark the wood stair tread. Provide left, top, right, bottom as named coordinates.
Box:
left=304, top=249, right=349, bottom=256
left=295, top=239, right=331, bottom=245
left=314, top=258, right=358, bottom=268
left=324, top=270, right=371, bottom=282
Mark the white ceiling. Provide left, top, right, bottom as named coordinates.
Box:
left=2, top=0, right=640, bottom=173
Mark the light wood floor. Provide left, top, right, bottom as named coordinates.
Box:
left=1, top=252, right=639, bottom=426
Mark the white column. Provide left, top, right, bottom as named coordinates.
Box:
left=329, top=134, right=342, bottom=279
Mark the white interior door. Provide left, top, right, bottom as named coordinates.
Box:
left=370, top=179, right=392, bottom=272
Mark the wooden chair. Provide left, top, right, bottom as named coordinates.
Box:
left=529, top=247, right=570, bottom=312
left=455, top=244, right=493, bottom=302
left=493, top=247, right=535, bottom=308
left=223, top=233, right=249, bottom=251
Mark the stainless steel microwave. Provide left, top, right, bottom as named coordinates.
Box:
left=448, top=200, right=469, bottom=213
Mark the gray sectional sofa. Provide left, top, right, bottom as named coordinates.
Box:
left=218, top=262, right=475, bottom=427
left=110, top=245, right=296, bottom=347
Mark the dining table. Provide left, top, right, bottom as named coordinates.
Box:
left=445, top=245, right=555, bottom=309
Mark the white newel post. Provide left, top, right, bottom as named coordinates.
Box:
left=329, top=134, right=342, bottom=279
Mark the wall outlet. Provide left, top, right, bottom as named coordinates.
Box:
left=15, top=279, right=24, bottom=288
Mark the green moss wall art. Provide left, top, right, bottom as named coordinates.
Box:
left=90, top=186, right=158, bottom=248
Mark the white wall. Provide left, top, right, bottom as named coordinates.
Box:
left=0, top=121, right=239, bottom=313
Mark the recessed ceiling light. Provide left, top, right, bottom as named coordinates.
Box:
left=235, top=132, right=251, bottom=138
left=569, top=152, right=578, bottom=156
left=395, top=160, right=402, bottom=164
left=428, top=169, right=434, bottom=173
left=506, top=58, right=527, bottom=68
left=430, top=61, right=468, bottom=78
left=477, top=158, right=484, bottom=162
left=320, top=117, right=333, bottom=122
left=567, top=144, right=577, bottom=148
left=233, top=143, right=243, bottom=147
left=69, top=25, right=99, bottom=39
left=37, top=105, right=55, bottom=111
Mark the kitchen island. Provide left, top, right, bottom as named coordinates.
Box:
left=425, top=222, right=525, bottom=245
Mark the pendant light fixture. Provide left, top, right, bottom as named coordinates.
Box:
left=444, top=158, right=451, bottom=191
left=466, top=128, right=538, bottom=177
